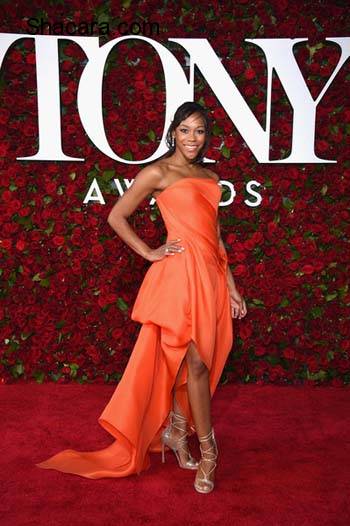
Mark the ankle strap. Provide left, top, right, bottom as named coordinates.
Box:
left=198, top=428, right=215, bottom=443
left=170, top=410, right=187, bottom=422
left=168, top=410, right=188, bottom=433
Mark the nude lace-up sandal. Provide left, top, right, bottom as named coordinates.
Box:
left=161, top=410, right=199, bottom=470
left=194, top=428, right=218, bottom=494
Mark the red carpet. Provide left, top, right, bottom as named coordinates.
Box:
left=1, top=383, right=349, bottom=526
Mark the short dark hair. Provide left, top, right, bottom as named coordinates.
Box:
left=162, top=101, right=212, bottom=164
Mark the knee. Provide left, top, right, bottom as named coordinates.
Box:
left=186, top=348, right=208, bottom=378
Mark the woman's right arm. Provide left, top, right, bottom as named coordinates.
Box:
left=107, top=165, right=163, bottom=261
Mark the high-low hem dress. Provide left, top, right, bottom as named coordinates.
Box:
left=35, top=177, right=233, bottom=479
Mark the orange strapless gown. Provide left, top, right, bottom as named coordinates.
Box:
left=35, top=177, right=233, bottom=478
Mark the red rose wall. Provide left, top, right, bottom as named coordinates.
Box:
left=0, top=0, right=349, bottom=386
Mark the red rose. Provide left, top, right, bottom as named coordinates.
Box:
left=244, top=68, right=256, bottom=80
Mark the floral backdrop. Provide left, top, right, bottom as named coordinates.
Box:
left=0, top=0, right=349, bottom=386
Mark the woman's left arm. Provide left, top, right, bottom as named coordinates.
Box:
left=217, top=218, right=247, bottom=319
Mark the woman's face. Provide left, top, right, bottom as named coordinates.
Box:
left=172, top=112, right=206, bottom=161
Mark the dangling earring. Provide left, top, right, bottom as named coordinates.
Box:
left=171, top=136, right=175, bottom=148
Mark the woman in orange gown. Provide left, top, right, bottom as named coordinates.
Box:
left=35, top=101, right=247, bottom=493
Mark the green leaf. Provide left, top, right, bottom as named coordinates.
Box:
left=309, top=305, right=323, bottom=319
left=68, top=363, right=79, bottom=378
left=12, top=363, right=24, bottom=377
left=307, top=369, right=327, bottom=381
left=265, top=355, right=280, bottom=365
left=290, top=248, right=301, bottom=260
left=211, top=123, right=222, bottom=136
left=221, top=145, right=231, bottom=159
left=117, top=297, right=129, bottom=311
left=280, top=297, right=289, bottom=307
left=307, top=41, right=323, bottom=58
left=205, top=8, right=216, bottom=21
left=97, top=12, right=110, bottom=25
left=102, top=169, right=115, bottom=181
left=252, top=298, right=265, bottom=306
left=87, top=168, right=99, bottom=180
left=39, top=278, right=50, bottom=288
left=338, top=284, right=348, bottom=299
left=147, top=129, right=156, bottom=141
left=33, top=370, right=45, bottom=383
left=252, top=15, right=261, bottom=31
left=282, top=197, right=294, bottom=211
left=123, top=151, right=133, bottom=161
left=325, top=292, right=337, bottom=301
left=44, top=221, right=55, bottom=235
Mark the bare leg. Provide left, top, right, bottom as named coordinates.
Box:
left=172, top=357, right=186, bottom=420
left=168, top=360, right=194, bottom=465
left=171, top=341, right=211, bottom=433
left=185, top=341, right=212, bottom=436
left=185, top=340, right=217, bottom=488
left=172, top=395, right=184, bottom=418
left=169, top=341, right=217, bottom=482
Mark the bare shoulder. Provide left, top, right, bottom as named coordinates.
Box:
left=134, top=162, right=164, bottom=186
left=203, top=167, right=220, bottom=182
left=124, top=162, right=168, bottom=199
left=108, top=162, right=165, bottom=220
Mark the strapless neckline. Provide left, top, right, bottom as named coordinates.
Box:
left=156, top=177, right=220, bottom=201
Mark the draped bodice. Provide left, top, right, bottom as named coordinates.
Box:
left=156, top=177, right=223, bottom=266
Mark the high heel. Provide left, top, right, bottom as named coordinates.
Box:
left=161, top=410, right=199, bottom=470
left=194, top=428, right=218, bottom=494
